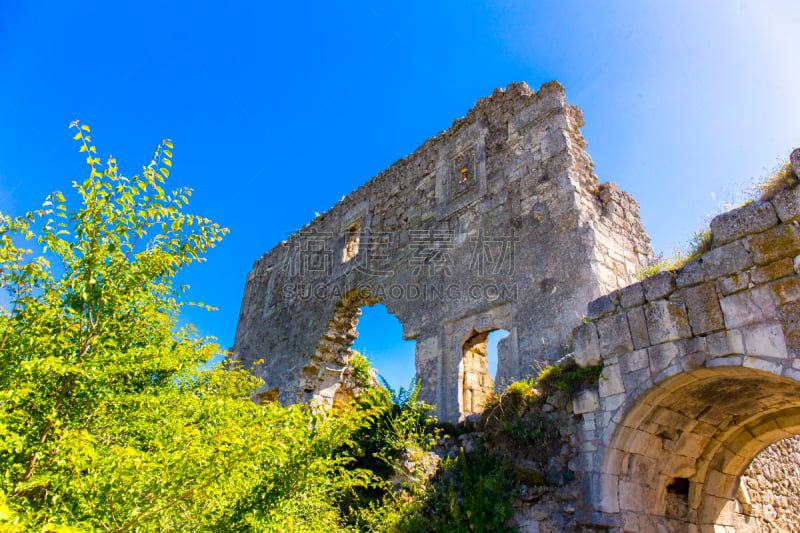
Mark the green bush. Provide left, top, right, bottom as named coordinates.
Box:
left=350, top=350, right=373, bottom=387
left=535, top=359, right=603, bottom=397
left=0, top=125, right=375, bottom=532
left=362, top=449, right=518, bottom=533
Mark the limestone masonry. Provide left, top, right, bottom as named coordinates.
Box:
left=231, top=82, right=800, bottom=531
left=231, top=81, right=651, bottom=422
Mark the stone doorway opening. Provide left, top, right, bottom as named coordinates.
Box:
left=307, top=294, right=414, bottom=408
left=460, top=328, right=509, bottom=418
left=599, top=366, right=800, bottom=531
left=352, top=302, right=416, bottom=394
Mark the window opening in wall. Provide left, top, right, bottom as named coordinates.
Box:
left=487, top=329, right=507, bottom=391
left=342, top=219, right=361, bottom=263
left=461, top=328, right=509, bottom=417
left=665, top=476, right=690, bottom=519
left=351, top=303, right=416, bottom=394
left=448, top=146, right=476, bottom=201
left=666, top=477, right=689, bottom=496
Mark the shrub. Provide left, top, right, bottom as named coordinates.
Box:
left=350, top=350, right=373, bottom=387
left=535, top=359, right=603, bottom=397
left=0, top=125, right=374, bottom=532
left=756, top=160, right=797, bottom=201
left=633, top=227, right=712, bottom=280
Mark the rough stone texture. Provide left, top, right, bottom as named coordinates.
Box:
left=709, top=200, right=778, bottom=246
left=569, top=186, right=800, bottom=531
left=735, top=434, right=800, bottom=533
left=230, top=81, right=651, bottom=422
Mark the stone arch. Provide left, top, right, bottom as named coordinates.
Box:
left=600, top=365, right=800, bottom=531
left=302, top=291, right=385, bottom=407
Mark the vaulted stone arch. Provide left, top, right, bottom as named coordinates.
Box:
left=597, top=366, right=800, bottom=531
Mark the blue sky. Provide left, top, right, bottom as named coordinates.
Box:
left=1, top=1, right=799, bottom=391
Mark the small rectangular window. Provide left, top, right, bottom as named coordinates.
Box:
left=342, top=220, right=361, bottom=262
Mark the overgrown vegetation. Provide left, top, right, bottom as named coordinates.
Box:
left=755, top=160, right=797, bottom=201
left=633, top=228, right=712, bottom=280
left=350, top=350, right=373, bottom=387
left=535, top=358, right=604, bottom=397
left=480, top=360, right=602, bottom=473
left=338, top=376, right=518, bottom=532
left=0, top=126, right=380, bottom=532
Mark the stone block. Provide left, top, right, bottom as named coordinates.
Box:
left=681, top=349, right=708, bottom=371
left=751, top=258, right=794, bottom=284
left=645, top=300, right=692, bottom=344
left=648, top=341, right=682, bottom=373
left=792, top=147, right=800, bottom=177
left=599, top=364, right=625, bottom=397
left=743, top=356, right=783, bottom=375
left=415, top=336, right=440, bottom=361
left=742, top=323, right=789, bottom=359
left=619, top=480, right=646, bottom=512
left=573, top=322, right=601, bottom=367
left=778, top=300, right=800, bottom=355
left=749, top=224, right=800, bottom=265
left=587, top=293, right=617, bottom=320
left=643, top=270, right=676, bottom=301
left=706, top=355, right=743, bottom=367
left=620, top=348, right=650, bottom=373
left=602, top=392, right=625, bottom=411
left=619, top=282, right=645, bottom=308
left=627, top=307, right=650, bottom=349
left=720, top=286, right=779, bottom=329
left=707, top=330, right=745, bottom=357
left=771, top=183, right=800, bottom=223
left=621, top=367, right=651, bottom=393
left=597, top=312, right=634, bottom=358
left=717, top=271, right=750, bottom=296
left=595, top=474, right=620, bottom=513
left=701, top=240, right=753, bottom=280
left=573, top=389, right=600, bottom=414
left=681, top=282, right=725, bottom=335
left=767, top=276, right=800, bottom=305
left=676, top=258, right=704, bottom=288
left=709, top=200, right=778, bottom=246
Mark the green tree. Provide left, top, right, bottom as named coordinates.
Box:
left=0, top=124, right=372, bottom=532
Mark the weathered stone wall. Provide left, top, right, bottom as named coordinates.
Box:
left=568, top=180, right=800, bottom=531
left=231, top=81, right=651, bottom=422
left=737, top=434, right=800, bottom=532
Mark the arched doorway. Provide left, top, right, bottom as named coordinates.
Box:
left=352, top=302, right=416, bottom=394
left=600, top=366, right=800, bottom=531
left=306, top=294, right=414, bottom=408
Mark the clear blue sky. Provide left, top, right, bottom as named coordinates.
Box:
left=1, top=1, right=799, bottom=391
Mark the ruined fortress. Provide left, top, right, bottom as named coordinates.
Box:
left=231, top=81, right=650, bottom=422
left=231, top=81, right=800, bottom=531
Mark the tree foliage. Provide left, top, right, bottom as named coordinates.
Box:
left=0, top=125, right=374, bottom=532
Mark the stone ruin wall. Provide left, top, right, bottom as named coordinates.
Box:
left=739, top=435, right=800, bottom=532
left=230, top=79, right=800, bottom=530
left=231, top=81, right=651, bottom=423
